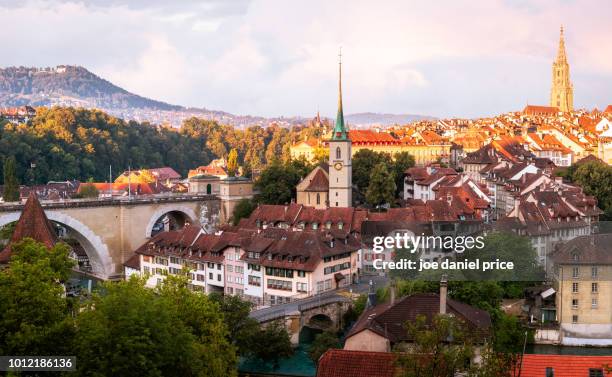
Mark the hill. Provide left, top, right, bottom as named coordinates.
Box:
left=345, top=112, right=435, bottom=126
left=0, top=65, right=181, bottom=111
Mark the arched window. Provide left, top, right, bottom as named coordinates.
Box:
left=206, top=183, right=212, bottom=194
left=316, top=193, right=320, bottom=205
left=336, top=147, right=341, bottom=159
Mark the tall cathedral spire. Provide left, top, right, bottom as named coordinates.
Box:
left=332, top=47, right=348, bottom=141
left=556, top=25, right=567, bottom=63
left=550, top=25, right=573, bottom=112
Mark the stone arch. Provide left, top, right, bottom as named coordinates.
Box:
left=145, top=206, right=198, bottom=238
left=305, top=313, right=335, bottom=330
left=0, top=211, right=114, bottom=279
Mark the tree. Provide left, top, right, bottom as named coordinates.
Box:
left=309, top=331, right=341, bottom=364
left=255, top=162, right=302, bottom=205
left=77, top=179, right=100, bottom=199
left=75, top=276, right=237, bottom=377
left=250, top=322, right=293, bottom=370
left=2, top=156, right=19, bottom=202
left=227, top=149, right=239, bottom=177
left=392, top=152, right=415, bottom=196
left=208, top=292, right=260, bottom=356
left=569, top=161, right=612, bottom=220
left=463, top=231, right=544, bottom=282
left=365, top=162, right=396, bottom=208
left=352, top=149, right=390, bottom=193
left=0, top=239, right=75, bottom=357
left=231, top=198, right=256, bottom=226
left=395, top=314, right=474, bottom=377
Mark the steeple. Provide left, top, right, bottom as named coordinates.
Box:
left=550, top=25, right=573, bottom=112
left=332, top=48, right=348, bottom=141
left=556, top=25, right=567, bottom=63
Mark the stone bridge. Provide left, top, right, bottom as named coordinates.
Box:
left=0, top=194, right=220, bottom=280
left=251, top=293, right=353, bottom=345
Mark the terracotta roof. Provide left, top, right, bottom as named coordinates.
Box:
left=0, top=192, right=57, bottom=263
left=78, top=182, right=169, bottom=195
left=604, top=105, right=612, bottom=114
left=518, top=354, right=612, bottom=377
left=523, top=105, right=559, bottom=115
left=347, top=130, right=400, bottom=145
left=299, top=166, right=329, bottom=192
left=124, top=253, right=141, bottom=270
left=149, top=167, right=181, bottom=180
left=316, top=349, right=396, bottom=377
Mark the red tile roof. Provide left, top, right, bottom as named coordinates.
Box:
left=523, top=105, right=559, bottom=115
left=0, top=192, right=57, bottom=263
left=604, top=105, right=612, bottom=114
left=518, top=354, right=612, bottom=377
left=316, top=349, right=397, bottom=377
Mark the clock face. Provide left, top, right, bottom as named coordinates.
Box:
left=334, top=162, right=343, bottom=171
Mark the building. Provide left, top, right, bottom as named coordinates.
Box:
left=328, top=56, right=352, bottom=208
left=344, top=281, right=491, bottom=355
left=0, top=192, right=57, bottom=263
left=218, top=177, right=254, bottom=224
left=296, top=165, right=329, bottom=209
left=551, top=234, right=612, bottom=346
left=550, top=26, right=574, bottom=112
left=128, top=224, right=360, bottom=307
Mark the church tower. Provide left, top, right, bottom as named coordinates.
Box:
left=328, top=50, right=352, bottom=208
left=550, top=26, right=574, bottom=112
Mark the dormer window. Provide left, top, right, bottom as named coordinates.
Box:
left=268, top=254, right=273, bottom=260
left=326, top=221, right=332, bottom=229
left=572, top=252, right=579, bottom=261
left=312, top=223, right=318, bottom=230
left=338, top=222, right=344, bottom=230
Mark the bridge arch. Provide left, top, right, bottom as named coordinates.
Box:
left=145, top=206, right=198, bottom=238
left=0, top=211, right=114, bottom=279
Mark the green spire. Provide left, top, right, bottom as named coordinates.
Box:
left=332, top=48, right=348, bottom=141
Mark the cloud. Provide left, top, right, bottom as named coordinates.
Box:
left=0, top=0, right=610, bottom=118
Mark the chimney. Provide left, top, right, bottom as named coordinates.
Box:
left=439, top=274, right=448, bottom=315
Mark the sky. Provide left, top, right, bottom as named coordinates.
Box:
left=0, top=0, right=610, bottom=119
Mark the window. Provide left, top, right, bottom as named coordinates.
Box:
left=217, top=264, right=222, bottom=270
left=592, top=266, right=598, bottom=278
left=297, top=270, right=306, bottom=278
left=217, top=274, right=221, bottom=282
left=227, top=265, right=233, bottom=272
left=592, top=298, right=598, bottom=308
left=316, top=193, right=320, bottom=205
left=227, top=276, right=233, bottom=283
left=592, top=283, right=598, bottom=293
left=572, top=282, right=579, bottom=293
left=546, top=367, right=554, bottom=377
left=267, top=279, right=292, bottom=291
left=297, top=282, right=307, bottom=292
left=572, top=266, right=579, bottom=278
left=336, top=147, right=341, bottom=159
left=236, top=266, right=244, bottom=274
left=572, top=299, right=578, bottom=309
left=209, top=272, right=213, bottom=280
left=589, top=369, right=604, bottom=377
left=572, top=315, right=578, bottom=324
left=248, top=275, right=261, bottom=286
left=196, top=274, right=205, bottom=282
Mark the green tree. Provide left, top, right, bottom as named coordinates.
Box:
left=352, top=149, right=390, bottom=193
left=309, top=331, right=341, bottom=364
left=255, top=162, right=302, bottom=205
left=75, top=276, right=237, bottom=377
left=365, top=162, right=396, bottom=208
left=395, top=314, right=474, bottom=377
left=0, top=239, right=75, bottom=356
left=463, top=231, right=544, bottom=282
left=208, top=292, right=260, bottom=356
left=77, top=180, right=100, bottom=199
left=227, top=148, right=239, bottom=177
left=392, top=152, right=415, bottom=196
left=231, top=198, right=256, bottom=226
left=569, top=161, right=612, bottom=219
left=250, top=322, right=293, bottom=370
left=2, top=156, right=19, bottom=202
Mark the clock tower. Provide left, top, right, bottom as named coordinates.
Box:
left=328, top=50, right=352, bottom=208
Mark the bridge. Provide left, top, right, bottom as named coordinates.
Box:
left=250, top=291, right=353, bottom=345
left=0, top=194, right=220, bottom=280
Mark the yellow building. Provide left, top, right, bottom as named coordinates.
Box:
left=552, top=234, right=612, bottom=346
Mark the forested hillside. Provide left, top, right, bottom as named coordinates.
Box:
left=0, top=107, right=305, bottom=184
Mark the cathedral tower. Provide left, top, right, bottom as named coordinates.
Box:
left=550, top=26, right=574, bottom=112
left=328, top=50, right=352, bottom=208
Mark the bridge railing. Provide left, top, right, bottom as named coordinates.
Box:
left=297, top=295, right=351, bottom=312
left=0, top=192, right=218, bottom=211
